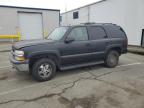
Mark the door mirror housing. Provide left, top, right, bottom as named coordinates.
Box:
left=65, top=37, right=75, bottom=43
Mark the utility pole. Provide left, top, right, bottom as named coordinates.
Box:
left=88, top=6, right=90, bottom=23
left=65, top=2, right=68, bottom=26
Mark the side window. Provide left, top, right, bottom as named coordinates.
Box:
left=68, top=27, right=88, bottom=41
left=88, top=26, right=107, bottom=40
left=108, top=26, right=125, bottom=38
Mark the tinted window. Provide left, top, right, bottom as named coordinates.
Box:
left=88, top=26, right=106, bottom=40
left=104, top=25, right=126, bottom=38
left=68, top=27, right=88, bottom=41
left=73, top=11, right=79, bottom=19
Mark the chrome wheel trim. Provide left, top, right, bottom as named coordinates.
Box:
left=38, top=63, right=52, bottom=78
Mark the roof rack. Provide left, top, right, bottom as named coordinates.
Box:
left=80, top=22, right=96, bottom=25
left=80, top=22, right=117, bottom=26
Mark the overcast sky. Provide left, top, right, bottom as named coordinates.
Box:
left=0, top=0, right=101, bottom=13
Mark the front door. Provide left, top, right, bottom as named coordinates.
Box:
left=59, top=27, right=90, bottom=66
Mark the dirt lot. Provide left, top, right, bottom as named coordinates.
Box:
left=0, top=52, right=144, bottom=108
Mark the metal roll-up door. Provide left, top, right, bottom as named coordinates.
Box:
left=18, top=12, right=43, bottom=40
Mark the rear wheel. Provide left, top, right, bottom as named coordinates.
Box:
left=32, top=58, right=56, bottom=82
left=105, top=50, right=119, bottom=68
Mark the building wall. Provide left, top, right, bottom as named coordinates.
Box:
left=61, top=0, right=144, bottom=46
left=61, top=7, right=89, bottom=26
left=124, top=0, right=144, bottom=46
left=0, top=7, right=18, bottom=35
left=41, top=10, right=60, bottom=36
left=0, top=6, right=59, bottom=41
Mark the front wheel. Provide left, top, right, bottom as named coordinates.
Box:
left=32, top=58, right=56, bottom=82
left=105, top=50, right=119, bottom=68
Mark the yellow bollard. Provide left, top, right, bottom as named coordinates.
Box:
left=17, top=31, right=21, bottom=41
left=43, top=30, right=48, bottom=39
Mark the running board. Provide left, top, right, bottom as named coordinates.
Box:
left=60, top=61, right=104, bottom=70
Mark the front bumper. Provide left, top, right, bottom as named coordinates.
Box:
left=12, top=63, right=29, bottom=72
left=10, top=54, right=29, bottom=72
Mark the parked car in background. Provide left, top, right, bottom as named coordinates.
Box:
left=10, top=23, right=127, bottom=82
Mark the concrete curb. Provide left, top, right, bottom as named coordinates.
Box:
left=0, top=50, right=11, bottom=52
left=128, top=50, right=144, bottom=55
left=0, top=43, right=12, bottom=52
left=128, top=46, right=144, bottom=55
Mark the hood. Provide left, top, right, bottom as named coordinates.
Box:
left=13, top=39, right=54, bottom=49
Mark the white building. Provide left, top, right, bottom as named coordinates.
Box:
left=61, top=0, right=144, bottom=47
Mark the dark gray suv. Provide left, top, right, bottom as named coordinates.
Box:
left=10, top=23, right=127, bottom=81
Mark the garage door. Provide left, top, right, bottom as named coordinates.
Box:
left=18, top=13, right=43, bottom=40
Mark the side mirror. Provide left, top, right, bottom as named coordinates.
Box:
left=65, top=37, right=75, bottom=43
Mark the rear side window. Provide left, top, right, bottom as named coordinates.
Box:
left=88, top=26, right=107, bottom=40
left=104, top=25, right=126, bottom=38
left=68, top=27, right=88, bottom=41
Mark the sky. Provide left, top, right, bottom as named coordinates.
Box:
left=0, top=0, right=101, bottom=13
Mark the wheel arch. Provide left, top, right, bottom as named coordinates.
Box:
left=28, top=52, right=60, bottom=71
left=105, top=45, right=122, bottom=57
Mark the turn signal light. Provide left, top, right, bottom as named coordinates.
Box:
left=15, top=56, right=25, bottom=61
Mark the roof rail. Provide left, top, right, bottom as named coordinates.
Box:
left=80, top=22, right=96, bottom=25
left=80, top=22, right=117, bottom=26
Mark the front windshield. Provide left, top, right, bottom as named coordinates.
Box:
left=47, top=27, right=68, bottom=40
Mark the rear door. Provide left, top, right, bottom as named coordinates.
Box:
left=87, top=26, right=110, bottom=61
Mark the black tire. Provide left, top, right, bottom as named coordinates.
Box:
left=105, top=50, right=119, bottom=68
left=32, top=58, right=56, bottom=82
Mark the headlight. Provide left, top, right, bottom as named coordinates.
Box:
left=14, top=50, right=25, bottom=61
left=15, top=50, right=24, bottom=57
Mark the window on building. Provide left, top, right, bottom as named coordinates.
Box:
left=60, top=16, right=62, bottom=22
left=68, top=27, right=88, bottom=41
left=88, top=26, right=107, bottom=40
left=73, top=11, right=79, bottom=19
